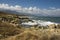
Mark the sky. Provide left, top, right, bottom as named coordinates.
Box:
left=0, top=0, right=60, bottom=17
left=0, top=0, right=60, bottom=8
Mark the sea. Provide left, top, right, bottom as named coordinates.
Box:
left=22, top=16, right=60, bottom=26
left=32, top=16, right=60, bottom=23
left=29, top=16, right=60, bottom=26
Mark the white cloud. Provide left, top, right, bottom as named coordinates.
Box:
left=49, top=7, right=56, bottom=9
left=0, top=3, right=60, bottom=17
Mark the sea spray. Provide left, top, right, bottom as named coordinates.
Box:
left=21, top=20, right=58, bottom=27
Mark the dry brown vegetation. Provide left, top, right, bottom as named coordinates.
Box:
left=0, top=22, right=24, bottom=39
left=0, top=25, right=60, bottom=40
left=0, top=12, right=60, bottom=40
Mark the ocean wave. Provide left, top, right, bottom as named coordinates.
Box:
left=21, top=20, right=58, bottom=26
left=32, top=20, right=57, bottom=26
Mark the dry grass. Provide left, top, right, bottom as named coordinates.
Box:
left=0, top=22, right=24, bottom=39
left=0, top=12, right=60, bottom=40
left=0, top=27, right=60, bottom=40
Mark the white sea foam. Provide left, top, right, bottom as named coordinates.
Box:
left=21, top=20, right=58, bottom=26
left=22, top=22, right=37, bottom=25
left=33, top=20, right=58, bottom=26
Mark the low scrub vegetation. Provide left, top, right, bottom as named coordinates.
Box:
left=0, top=22, right=24, bottom=39
left=0, top=12, right=60, bottom=40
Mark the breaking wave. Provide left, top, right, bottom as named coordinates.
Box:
left=22, top=20, right=58, bottom=26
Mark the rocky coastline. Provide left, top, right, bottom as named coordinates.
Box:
left=0, top=12, right=60, bottom=40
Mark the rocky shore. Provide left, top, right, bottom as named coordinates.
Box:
left=0, top=12, right=60, bottom=40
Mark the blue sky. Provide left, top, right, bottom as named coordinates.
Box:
left=0, top=0, right=60, bottom=17
left=0, top=0, right=60, bottom=8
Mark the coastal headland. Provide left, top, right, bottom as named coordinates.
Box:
left=0, top=12, right=60, bottom=40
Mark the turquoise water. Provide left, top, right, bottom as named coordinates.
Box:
left=31, top=16, right=60, bottom=23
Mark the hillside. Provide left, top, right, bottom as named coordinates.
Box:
left=0, top=12, right=60, bottom=40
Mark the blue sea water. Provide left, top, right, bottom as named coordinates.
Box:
left=22, top=16, right=60, bottom=26
left=31, top=16, right=60, bottom=23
